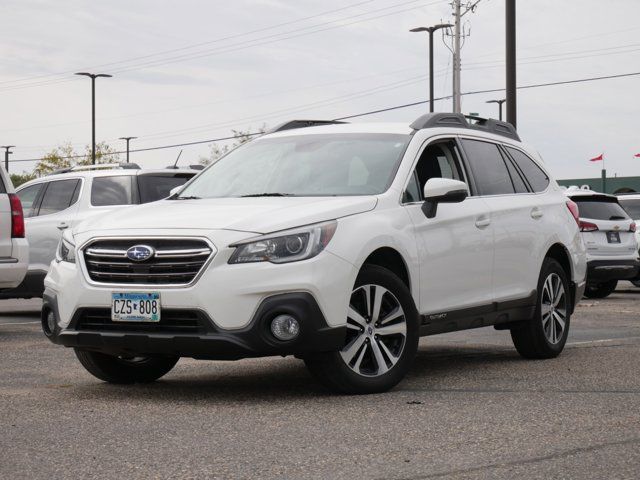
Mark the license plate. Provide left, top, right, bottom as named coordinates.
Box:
left=111, top=292, right=160, bottom=322
left=606, top=231, right=621, bottom=244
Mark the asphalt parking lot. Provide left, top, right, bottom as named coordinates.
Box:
left=2, top=288, right=639, bottom=480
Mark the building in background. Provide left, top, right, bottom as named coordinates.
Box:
left=557, top=176, right=640, bottom=194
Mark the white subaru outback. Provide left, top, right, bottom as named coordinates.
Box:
left=42, top=114, right=587, bottom=394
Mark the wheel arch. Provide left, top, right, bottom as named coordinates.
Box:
left=544, top=242, right=576, bottom=314
left=361, top=247, right=412, bottom=293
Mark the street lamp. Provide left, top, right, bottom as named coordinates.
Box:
left=486, top=99, right=507, bottom=121
left=410, top=24, right=453, bottom=113
left=119, top=136, right=137, bottom=164
left=1, top=145, right=14, bottom=172
left=75, top=72, right=112, bottom=165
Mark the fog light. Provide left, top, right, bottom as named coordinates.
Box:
left=270, top=314, right=300, bottom=341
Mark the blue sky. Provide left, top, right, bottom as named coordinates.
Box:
left=1, top=0, right=639, bottom=179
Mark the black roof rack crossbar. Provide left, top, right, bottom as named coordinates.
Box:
left=269, top=119, right=348, bottom=133
left=410, top=113, right=520, bottom=141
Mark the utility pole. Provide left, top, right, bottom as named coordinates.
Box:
left=75, top=72, right=113, bottom=164
left=506, top=0, right=517, bottom=127
left=1, top=146, right=14, bottom=173
left=452, top=0, right=462, bottom=113
left=410, top=24, right=453, bottom=113
left=119, top=136, right=137, bottom=163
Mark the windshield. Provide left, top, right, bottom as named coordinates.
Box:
left=177, top=133, right=410, bottom=198
left=618, top=198, right=640, bottom=220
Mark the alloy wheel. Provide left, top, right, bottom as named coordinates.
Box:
left=340, top=284, right=407, bottom=377
left=540, top=273, right=567, bottom=344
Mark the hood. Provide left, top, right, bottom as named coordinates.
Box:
left=73, top=196, right=378, bottom=235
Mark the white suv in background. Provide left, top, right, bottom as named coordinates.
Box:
left=0, top=165, right=28, bottom=290
left=1, top=164, right=197, bottom=299
left=42, top=114, right=587, bottom=394
left=565, top=188, right=639, bottom=298
left=616, top=193, right=640, bottom=287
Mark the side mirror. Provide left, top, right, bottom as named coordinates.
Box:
left=168, top=186, right=182, bottom=198
left=422, top=178, right=469, bottom=218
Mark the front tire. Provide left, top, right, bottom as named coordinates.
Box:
left=511, top=258, right=571, bottom=359
left=584, top=280, right=618, bottom=299
left=305, top=265, right=419, bottom=394
left=74, top=349, right=179, bottom=384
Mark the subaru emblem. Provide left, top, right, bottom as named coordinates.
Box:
left=126, top=245, right=155, bottom=262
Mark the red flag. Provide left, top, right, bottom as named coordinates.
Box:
left=589, top=153, right=604, bottom=162
left=634, top=153, right=640, bottom=158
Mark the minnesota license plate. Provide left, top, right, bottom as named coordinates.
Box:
left=111, top=292, right=160, bottom=322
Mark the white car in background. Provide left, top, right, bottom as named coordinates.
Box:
left=616, top=193, right=640, bottom=287
left=1, top=164, right=197, bottom=299
left=43, top=114, right=587, bottom=394
left=0, top=165, right=28, bottom=290
left=566, top=188, right=639, bottom=298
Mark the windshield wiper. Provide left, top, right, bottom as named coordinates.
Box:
left=240, top=193, right=294, bottom=197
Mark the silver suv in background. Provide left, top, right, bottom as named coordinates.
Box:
left=1, top=164, right=197, bottom=299
left=566, top=188, right=639, bottom=298
left=0, top=165, right=28, bottom=290
left=616, top=192, right=640, bottom=287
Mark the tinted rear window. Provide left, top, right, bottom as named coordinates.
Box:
left=91, top=176, right=134, bottom=206
left=573, top=197, right=629, bottom=220
left=506, top=147, right=549, bottom=192
left=138, top=174, right=194, bottom=203
left=38, top=179, right=81, bottom=216
left=618, top=198, right=640, bottom=220
left=461, top=139, right=515, bottom=196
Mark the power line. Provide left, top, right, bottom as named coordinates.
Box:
left=10, top=70, right=640, bottom=164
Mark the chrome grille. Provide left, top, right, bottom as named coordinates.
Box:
left=83, top=238, right=213, bottom=286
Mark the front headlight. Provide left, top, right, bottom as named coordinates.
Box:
left=56, top=231, right=76, bottom=264
left=229, top=221, right=337, bottom=264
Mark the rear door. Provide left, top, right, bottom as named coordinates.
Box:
left=0, top=170, right=11, bottom=258
left=24, top=178, right=82, bottom=271
left=459, top=138, right=543, bottom=303
left=572, top=196, right=636, bottom=257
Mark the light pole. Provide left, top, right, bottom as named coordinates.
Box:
left=1, top=145, right=14, bottom=172
left=410, top=24, right=453, bottom=113
left=486, top=99, right=506, bottom=121
left=75, top=72, right=112, bottom=164
left=119, top=136, right=137, bottom=163
left=506, top=0, right=516, bottom=127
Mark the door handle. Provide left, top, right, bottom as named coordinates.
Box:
left=57, top=222, right=69, bottom=231
left=531, top=208, right=544, bottom=219
left=475, top=216, right=491, bottom=229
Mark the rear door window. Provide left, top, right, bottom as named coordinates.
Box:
left=460, top=139, right=515, bottom=196
left=17, top=183, right=44, bottom=217
left=505, top=147, right=550, bottom=192
left=572, top=197, right=629, bottom=220
left=38, top=179, right=81, bottom=216
left=91, top=176, right=135, bottom=206
left=137, top=174, right=194, bottom=203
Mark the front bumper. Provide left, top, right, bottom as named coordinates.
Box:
left=43, top=290, right=346, bottom=360
left=586, top=259, right=640, bottom=283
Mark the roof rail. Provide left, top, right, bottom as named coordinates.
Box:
left=410, top=113, right=520, bottom=141
left=47, top=162, right=141, bottom=176
left=269, top=119, right=348, bottom=133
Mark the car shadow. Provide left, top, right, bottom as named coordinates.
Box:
left=61, top=344, right=525, bottom=402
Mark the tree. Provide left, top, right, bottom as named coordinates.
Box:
left=199, top=125, right=266, bottom=166
left=32, top=141, right=121, bottom=177
left=9, top=172, right=36, bottom=188
left=33, top=142, right=76, bottom=177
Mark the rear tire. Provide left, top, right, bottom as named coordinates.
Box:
left=305, top=265, right=419, bottom=394
left=583, top=280, right=618, bottom=299
left=511, top=258, right=571, bottom=359
left=74, top=349, right=179, bottom=384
